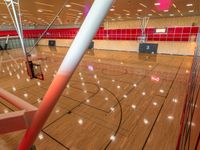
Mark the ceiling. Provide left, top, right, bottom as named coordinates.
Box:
left=0, top=0, right=199, bottom=26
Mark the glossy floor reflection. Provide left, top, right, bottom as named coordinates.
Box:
left=0, top=46, right=193, bottom=150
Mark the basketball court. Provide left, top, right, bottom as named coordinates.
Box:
left=0, top=0, right=199, bottom=150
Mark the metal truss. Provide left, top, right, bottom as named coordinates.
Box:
left=139, top=17, right=149, bottom=43
left=4, top=0, right=27, bottom=56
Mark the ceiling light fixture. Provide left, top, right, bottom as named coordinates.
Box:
left=139, top=3, right=147, bottom=8
left=34, top=2, right=54, bottom=7
left=123, top=9, right=130, bottom=13
left=110, top=8, right=115, bottom=11
left=154, top=3, right=160, bottom=6
left=37, top=9, right=43, bottom=13
left=2, top=16, right=8, bottom=19
left=70, top=2, right=85, bottom=7
left=186, top=4, right=193, bottom=7
left=65, top=4, right=71, bottom=8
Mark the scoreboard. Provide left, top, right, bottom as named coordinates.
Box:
left=139, top=43, right=158, bottom=54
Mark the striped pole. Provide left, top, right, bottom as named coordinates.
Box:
left=17, top=0, right=114, bottom=149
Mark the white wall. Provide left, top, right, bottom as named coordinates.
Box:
left=38, top=39, right=196, bottom=56
left=37, top=16, right=198, bottom=56
left=38, top=39, right=73, bottom=47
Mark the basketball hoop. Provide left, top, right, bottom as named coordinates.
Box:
left=26, top=61, right=44, bottom=80
left=137, top=35, right=147, bottom=43
left=4, top=0, right=44, bottom=81
left=139, top=17, right=149, bottom=43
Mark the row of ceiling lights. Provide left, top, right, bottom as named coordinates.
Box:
left=0, top=2, right=196, bottom=26
left=1, top=4, right=79, bottom=26
left=109, top=2, right=195, bottom=21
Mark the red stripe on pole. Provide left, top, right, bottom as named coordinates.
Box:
left=17, top=74, right=68, bottom=150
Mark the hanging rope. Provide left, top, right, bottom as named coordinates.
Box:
left=27, top=0, right=69, bottom=54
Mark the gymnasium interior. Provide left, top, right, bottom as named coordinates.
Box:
left=0, top=0, right=199, bottom=150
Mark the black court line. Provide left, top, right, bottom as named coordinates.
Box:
left=142, top=57, right=185, bottom=149
left=42, top=84, right=100, bottom=130
left=41, top=131, right=70, bottom=150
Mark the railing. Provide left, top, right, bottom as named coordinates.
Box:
left=177, top=33, right=200, bottom=150
left=0, top=36, right=36, bottom=49
left=0, top=26, right=199, bottom=42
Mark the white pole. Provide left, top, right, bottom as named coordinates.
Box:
left=5, top=35, right=10, bottom=44
left=4, top=0, right=27, bottom=56
left=17, top=0, right=114, bottom=149
left=58, top=0, right=113, bottom=75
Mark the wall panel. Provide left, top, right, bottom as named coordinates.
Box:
left=105, top=16, right=200, bottom=29
left=38, top=39, right=196, bottom=56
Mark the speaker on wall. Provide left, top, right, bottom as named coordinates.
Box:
left=48, top=40, right=56, bottom=46
left=88, top=41, right=94, bottom=49
left=0, top=45, right=3, bottom=50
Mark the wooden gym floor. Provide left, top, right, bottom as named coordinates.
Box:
left=0, top=46, right=193, bottom=150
